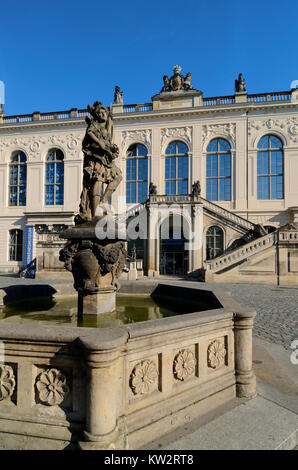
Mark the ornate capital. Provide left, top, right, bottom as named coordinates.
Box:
left=121, top=129, right=152, bottom=153
left=161, top=127, right=192, bottom=151
left=202, top=123, right=236, bottom=148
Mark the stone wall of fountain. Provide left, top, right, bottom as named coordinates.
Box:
left=0, top=285, right=256, bottom=450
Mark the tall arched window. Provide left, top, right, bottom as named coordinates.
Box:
left=206, top=138, right=231, bottom=201
left=9, top=229, right=23, bottom=261
left=126, top=144, right=148, bottom=203
left=165, top=141, right=189, bottom=195
left=257, top=135, right=283, bottom=199
left=45, top=149, right=64, bottom=205
left=206, top=226, right=224, bottom=260
left=9, top=151, right=27, bottom=206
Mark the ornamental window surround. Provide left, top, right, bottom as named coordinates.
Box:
left=9, top=151, right=27, bottom=206
left=45, top=148, right=64, bottom=206
left=126, top=143, right=149, bottom=204
left=206, top=138, right=231, bottom=201
left=8, top=229, right=23, bottom=261
left=165, top=141, right=189, bottom=195
left=257, top=135, right=283, bottom=200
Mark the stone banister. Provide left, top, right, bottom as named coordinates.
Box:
left=199, top=197, right=256, bottom=232
left=205, top=231, right=276, bottom=273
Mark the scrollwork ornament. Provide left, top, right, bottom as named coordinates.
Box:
left=173, top=349, right=196, bottom=381
left=208, top=340, right=226, bottom=369
left=0, top=365, right=16, bottom=401
left=130, top=360, right=158, bottom=396
left=35, top=368, right=70, bottom=406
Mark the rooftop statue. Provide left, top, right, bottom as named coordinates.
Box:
left=79, top=101, right=122, bottom=221
left=235, top=73, right=246, bottom=93
left=161, top=65, right=195, bottom=92
left=113, top=85, right=123, bottom=104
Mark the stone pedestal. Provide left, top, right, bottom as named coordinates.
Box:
left=59, top=218, right=126, bottom=319
left=78, top=287, right=116, bottom=316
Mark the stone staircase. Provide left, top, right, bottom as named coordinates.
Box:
left=205, top=231, right=276, bottom=275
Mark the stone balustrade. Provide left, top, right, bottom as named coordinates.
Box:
left=205, top=232, right=276, bottom=273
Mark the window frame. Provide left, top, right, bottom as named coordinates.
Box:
left=206, top=138, right=231, bottom=202
left=45, top=148, right=65, bottom=206
left=9, top=151, right=27, bottom=206
left=205, top=225, right=224, bottom=260
left=126, top=143, right=149, bottom=204
left=257, top=135, right=284, bottom=200
left=8, top=229, right=23, bottom=262
left=164, top=140, right=189, bottom=195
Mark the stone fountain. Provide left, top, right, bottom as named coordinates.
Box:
left=59, top=101, right=126, bottom=317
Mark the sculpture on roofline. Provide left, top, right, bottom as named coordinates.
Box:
left=235, top=73, right=246, bottom=93
left=113, top=85, right=123, bottom=104
left=78, top=101, right=122, bottom=221
left=161, top=65, right=195, bottom=92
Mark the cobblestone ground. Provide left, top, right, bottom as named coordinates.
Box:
left=205, top=282, right=298, bottom=350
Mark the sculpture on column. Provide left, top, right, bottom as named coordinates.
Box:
left=59, top=101, right=126, bottom=315
left=79, top=101, right=122, bottom=221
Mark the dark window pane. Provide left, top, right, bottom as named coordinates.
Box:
left=165, top=181, right=176, bottom=195
left=10, top=165, right=18, bottom=185
left=257, top=152, right=269, bottom=175
left=219, top=178, right=231, bottom=200
left=207, top=139, right=217, bottom=152
left=137, top=144, right=148, bottom=156
left=19, top=187, right=26, bottom=206
left=178, top=180, right=188, bottom=195
left=271, top=151, right=283, bottom=174
left=165, top=157, right=176, bottom=179
left=46, top=164, right=55, bottom=184
left=177, top=142, right=188, bottom=154
left=46, top=151, right=55, bottom=161
left=165, top=142, right=176, bottom=155
left=206, top=154, right=218, bottom=177
left=257, top=176, right=269, bottom=199
left=178, top=156, right=188, bottom=179
left=126, top=159, right=136, bottom=181
left=19, top=152, right=26, bottom=163
left=56, top=163, right=64, bottom=184
left=138, top=158, right=148, bottom=180
left=9, top=186, right=17, bottom=206
left=271, top=175, right=283, bottom=199
left=45, top=185, right=54, bottom=205
left=127, top=145, right=137, bottom=157
left=55, top=149, right=64, bottom=161
left=10, top=154, right=18, bottom=163
left=137, top=181, right=147, bottom=202
left=206, top=179, right=218, bottom=201
left=126, top=182, right=136, bottom=203
left=19, top=165, right=27, bottom=185
left=219, top=154, right=231, bottom=177
left=55, top=185, right=64, bottom=205
left=219, top=139, right=230, bottom=152
left=257, top=135, right=270, bottom=149
left=270, top=135, right=282, bottom=149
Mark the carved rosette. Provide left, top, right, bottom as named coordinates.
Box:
left=35, top=368, right=70, bottom=406
left=130, top=360, right=158, bottom=396
left=161, top=127, right=192, bottom=151
left=173, top=349, right=196, bottom=381
left=0, top=365, right=16, bottom=401
left=207, top=340, right=226, bottom=369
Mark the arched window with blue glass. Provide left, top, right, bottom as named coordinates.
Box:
left=206, top=138, right=231, bottom=201
left=9, top=151, right=27, bottom=206
left=165, top=141, right=189, bottom=195
left=45, top=148, right=64, bottom=205
left=126, top=143, right=148, bottom=203
left=257, top=135, right=283, bottom=200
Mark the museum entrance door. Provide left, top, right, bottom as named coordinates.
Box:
left=159, top=215, right=189, bottom=276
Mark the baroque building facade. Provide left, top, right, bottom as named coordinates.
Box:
left=0, top=67, right=298, bottom=284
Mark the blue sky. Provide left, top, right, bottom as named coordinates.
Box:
left=1, top=0, right=297, bottom=115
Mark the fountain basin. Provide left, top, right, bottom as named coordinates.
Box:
left=0, top=282, right=256, bottom=450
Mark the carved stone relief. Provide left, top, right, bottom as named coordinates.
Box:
left=161, top=127, right=192, bottom=151
left=0, top=365, right=16, bottom=401
left=35, top=368, right=70, bottom=406
left=129, top=360, right=158, bottom=396
left=173, top=349, right=196, bottom=381
left=207, top=339, right=227, bottom=369
left=121, top=129, right=152, bottom=153
left=202, top=123, right=236, bottom=147
left=248, top=117, right=298, bottom=143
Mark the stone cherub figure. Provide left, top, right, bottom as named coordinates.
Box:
left=149, top=182, right=157, bottom=195
left=79, top=101, right=122, bottom=221
left=183, top=73, right=194, bottom=90
left=235, top=73, right=246, bottom=93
